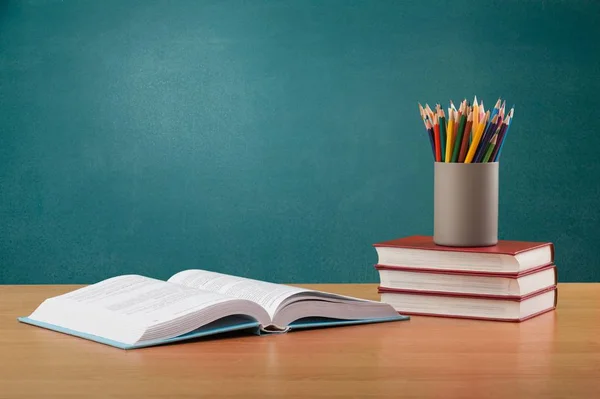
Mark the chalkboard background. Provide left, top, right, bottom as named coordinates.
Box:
left=1, top=0, right=599, bottom=284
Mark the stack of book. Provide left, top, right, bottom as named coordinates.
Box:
left=373, top=236, right=557, bottom=321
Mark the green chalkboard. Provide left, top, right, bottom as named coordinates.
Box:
left=1, top=0, right=599, bottom=284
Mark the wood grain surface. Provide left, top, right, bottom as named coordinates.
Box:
left=1, top=283, right=598, bottom=398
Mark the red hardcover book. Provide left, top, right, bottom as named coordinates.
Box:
left=378, top=285, right=557, bottom=322
left=373, top=235, right=554, bottom=274
left=376, top=264, right=557, bottom=298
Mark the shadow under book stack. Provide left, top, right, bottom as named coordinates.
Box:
left=373, top=236, right=557, bottom=322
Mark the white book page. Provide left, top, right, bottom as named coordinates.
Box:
left=57, top=274, right=234, bottom=325
left=168, top=269, right=309, bottom=319
left=29, top=274, right=239, bottom=345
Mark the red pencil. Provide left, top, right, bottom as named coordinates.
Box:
left=433, top=115, right=441, bottom=161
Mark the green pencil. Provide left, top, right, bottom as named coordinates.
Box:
left=481, top=133, right=498, bottom=163
left=451, top=112, right=467, bottom=162
left=439, top=111, right=447, bottom=162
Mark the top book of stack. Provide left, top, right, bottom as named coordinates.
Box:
left=373, top=236, right=554, bottom=276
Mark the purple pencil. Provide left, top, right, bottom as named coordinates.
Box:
left=473, top=114, right=500, bottom=163
left=489, top=122, right=508, bottom=162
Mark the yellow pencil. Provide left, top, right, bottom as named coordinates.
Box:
left=445, top=107, right=454, bottom=162
left=464, top=111, right=490, bottom=163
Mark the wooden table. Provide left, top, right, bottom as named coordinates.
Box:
left=1, top=284, right=599, bottom=398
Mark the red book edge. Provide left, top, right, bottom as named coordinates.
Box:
left=394, top=306, right=556, bottom=323
left=372, top=235, right=555, bottom=258
left=378, top=284, right=557, bottom=302
left=386, top=287, right=558, bottom=322
left=378, top=284, right=557, bottom=301
left=374, top=262, right=556, bottom=278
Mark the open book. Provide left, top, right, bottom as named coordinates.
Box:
left=18, top=269, right=408, bottom=349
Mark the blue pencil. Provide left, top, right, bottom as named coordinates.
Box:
left=489, top=98, right=502, bottom=121
left=473, top=115, right=499, bottom=162
left=494, top=106, right=514, bottom=161
left=427, top=127, right=435, bottom=160
left=475, top=122, right=501, bottom=163
left=423, top=115, right=436, bottom=160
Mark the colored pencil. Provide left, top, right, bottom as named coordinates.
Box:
left=465, top=111, right=489, bottom=163
left=473, top=96, right=479, bottom=129
left=417, top=98, right=514, bottom=163
left=451, top=107, right=467, bottom=162
left=433, top=115, right=441, bottom=161
left=425, top=119, right=436, bottom=160
left=425, top=104, right=434, bottom=122
left=452, top=105, right=462, bottom=159
left=445, top=108, right=454, bottom=163
left=494, top=106, right=514, bottom=161
left=477, top=120, right=503, bottom=163
left=490, top=98, right=501, bottom=120
left=418, top=103, right=434, bottom=159
left=473, top=114, right=499, bottom=163
left=481, top=133, right=498, bottom=163
left=458, top=112, right=473, bottom=162
left=418, top=103, right=428, bottom=130
left=489, top=120, right=508, bottom=162
left=439, top=108, right=446, bottom=162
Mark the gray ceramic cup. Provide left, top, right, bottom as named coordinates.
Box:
left=433, top=162, right=499, bottom=247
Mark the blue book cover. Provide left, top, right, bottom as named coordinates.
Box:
left=17, top=270, right=410, bottom=349
left=17, top=315, right=263, bottom=350
left=289, top=315, right=409, bottom=330
left=17, top=314, right=408, bottom=349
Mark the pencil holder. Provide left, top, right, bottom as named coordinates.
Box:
left=433, top=162, right=499, bottom=247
